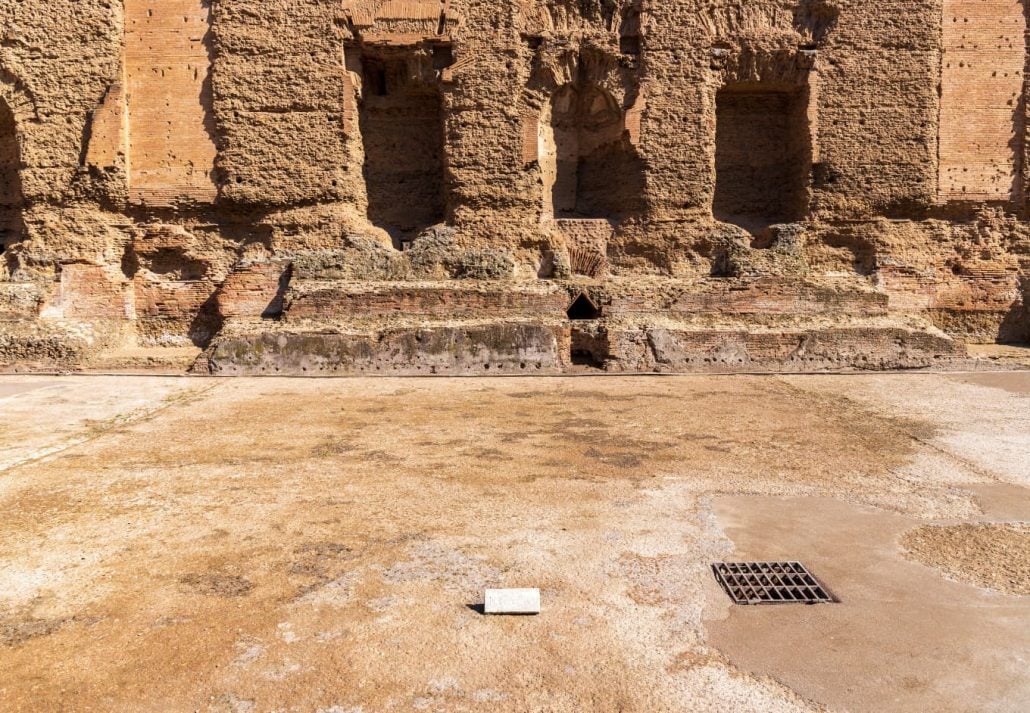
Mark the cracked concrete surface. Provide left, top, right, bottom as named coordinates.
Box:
left=0, top=373, right=1027, bottom=712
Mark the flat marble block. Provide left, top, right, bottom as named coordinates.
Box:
left=484, top=588, right=541, bottom=615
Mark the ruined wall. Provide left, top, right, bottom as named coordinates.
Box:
left=0, top=0, right=1027, bottom=371
left=213, top=0, right=354, bottom=213
left=0, top=0, right=123, bottom=266
left=811, top=0, right=941, bottom=217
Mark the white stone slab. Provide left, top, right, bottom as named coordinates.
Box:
left=484, top=588, right=540, bottom=615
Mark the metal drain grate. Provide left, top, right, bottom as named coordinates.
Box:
left=712, top=562, right=835, bottom=605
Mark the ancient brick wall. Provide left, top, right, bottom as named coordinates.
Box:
left=212, top=0, right=353, bottom=208
left=0, top=0, right=1027, bottom=369
left=813, top=0, right=941, bottom=215
left=0, top=0, right=123, bottom=270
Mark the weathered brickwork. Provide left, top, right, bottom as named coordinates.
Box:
left=940, top=0, right=1026, bottom=202
left=0, top=1, right=1027, bottom=372
left=125, top=0, right=218, bottom=206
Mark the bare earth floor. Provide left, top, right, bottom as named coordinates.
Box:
left=0, top=373, right=1028, bottom=713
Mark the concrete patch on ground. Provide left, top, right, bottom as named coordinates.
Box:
left=706, top=496, right=1030, bottom=713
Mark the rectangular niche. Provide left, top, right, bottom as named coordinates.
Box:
left=939, top=0, right=1027, bottom=203
left=0, top=99, right=23, bottom=250
left=125, top=0, right=218, bottom=207
left=713, top=85, right=812, bottom=232
left=357, top=49, right=446, bottom=241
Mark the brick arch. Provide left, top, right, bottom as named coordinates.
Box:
left=542, top=82, right=628, bottom=218
left=518, top=46, right=639, bottom=167
left=517, top=39, right=647, bottom=237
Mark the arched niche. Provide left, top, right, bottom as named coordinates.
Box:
left=539, top=83, right=641, bottom=219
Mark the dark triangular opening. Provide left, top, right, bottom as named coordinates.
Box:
left=567, top=293, right=601, bottom=321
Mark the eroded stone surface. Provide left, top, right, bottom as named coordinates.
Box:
left=0, top=1, right=1028, bottom=372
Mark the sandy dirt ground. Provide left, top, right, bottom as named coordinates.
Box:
left=0, top=373, right=1027, bottom=712
left=901, top=523, right=1030, bottom=595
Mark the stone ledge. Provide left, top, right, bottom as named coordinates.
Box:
left=201, top=321, right=568, bottom=376
left=608, top=325, right=964, bottom=373
left=198, top=317, right=964, bottom=376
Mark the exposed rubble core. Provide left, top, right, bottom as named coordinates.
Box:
left=0, top=0, right=1028, bottom=373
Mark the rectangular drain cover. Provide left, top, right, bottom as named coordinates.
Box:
left=712, top=562, right=835, bottom=605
